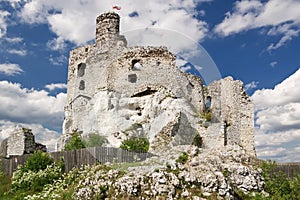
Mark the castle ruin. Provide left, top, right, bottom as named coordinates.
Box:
left=58, top=12, right=255, bottom=157
left=0, top=127, right=47, bottom=158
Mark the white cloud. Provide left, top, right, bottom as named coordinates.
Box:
left=270, top=61, right=277, bottom=68
left=49, top=54, right=67, bottom=66
left=245, top=81, right=259, bottom=91
left=0, top=10, right=10, bottom=38
left=5, top=37, right=23, bottom=43
left=0, top=81, right=66, bottom=131
left=214, top=0, right=300, bottom=51
left=7, top=49, right=27, bottom=56
left=0, top=120, right=61, bottom=152
left=45, top=83, right=67, bottom=91
left=47, top=36, right=66, bottom=51
left=252, top=68, right=300, bottom=110
left=0, top=63, right=23, bottom=76
left=252, top=68, right=300, bottom=162
left=6, top=0, right=23, bottom=9
left=15, top=0, right=208, bottom=49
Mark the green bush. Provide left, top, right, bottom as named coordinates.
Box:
left=11, top=152, right=63, bottom=193
left=176, top=152, right=189, bottom=164
left=12, top=163, right=63, bottom=192
left=260, top=161, right=300, bottom=200
left=0, top=164, right=12, bottom=198
left=83, top=133, right=107, bottom=147
left=22, top=150, right=54, bottom=172
left=200, top=110, right=212, bottom=122
left=64, top=133, right=85, bottom=151
left=120, top=137, right=149, bottom=152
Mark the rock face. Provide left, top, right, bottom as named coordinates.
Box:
left=0, top=127, right=47, bottom=157
left=58, top=12, right=255, bottom=157
left=71, top=145, right=264, bottom=199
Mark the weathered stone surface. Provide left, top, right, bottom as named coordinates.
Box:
left=72, top=144, right=264, bottom=199
left=206, top=77, right=256, bottom=156
left=0, top=127, right=47, bottom=157
left=58, top=12, right=256, bottom=157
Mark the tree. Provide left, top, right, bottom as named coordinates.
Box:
left=64, top=133, right=85, bottom=151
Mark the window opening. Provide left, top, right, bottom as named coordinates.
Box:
left=128, top=74, right=137, bottom=83
left=131, top=59, right=142, bottom=70
left=77, top=63, right=86, bottom=77
left=79, top=80, right=85, bottom=90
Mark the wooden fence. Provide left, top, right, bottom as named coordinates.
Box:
left=1, top=147, right=155, bottom=177
left=2, top=149, right=300, bottom=178
left=276, top=162, right=300, bottom=178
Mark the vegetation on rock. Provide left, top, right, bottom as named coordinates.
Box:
left=82, top=133, right=107, bottom=148
left=1, top=153, right=300, bottom=199
left=64, top=133, right=85, bottom=151
left=120, top=137, right=150, bottom=152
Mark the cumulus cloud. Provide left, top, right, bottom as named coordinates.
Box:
left=252, top=68, right=300, bottom=110
left=214, top=0, right=300, bottom=51
left=0, top=81, right=66, bottom=131
left=47, top=36, right=67, bottom=51
left=5, top=37, right=23, bottom=43
left=245, top=81, right=259, bottom=91
left=49, top=54, right=68, bottom=66
left=45, top=83, right=67, bottom=91
left=0, top=10, right=10, bottom=38
left=12, top=0, right=208, bottom=50
left=252, top=68, right=300, bottom=162
left=7, top=49, right=27, bottom=56
left=0, top=120, right=61, bottom=152
left=270, top=61, right=277, bottom=68
left=0, top=63, right=23, bottom=76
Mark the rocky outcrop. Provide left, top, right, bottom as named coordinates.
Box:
left=72, top=144, right=264, bottom=199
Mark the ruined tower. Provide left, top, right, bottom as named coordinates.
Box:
left=96, top=12, right=120, bottom=46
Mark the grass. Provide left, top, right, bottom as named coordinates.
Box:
left=110, top=162, right=142, bottom=171
left=0, top=172, right=12, bottom=200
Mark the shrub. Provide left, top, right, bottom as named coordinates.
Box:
left=0, top=164, right=12, bottom=197
left=120, top=137, right=149, bottom=152
left=83, top=133, right=107, bottom=147
left=176, top=152, right=189, bottom=164
left=22, top=150, right=54, bottom=173
left=260, top=161, right=300, bottom=200
left=200, top=110, right=212, bottom=122
left=11, top=151, right=63, bottom=193
left=64, top=133, right=85, bottom=151
left=12, top=163, right=63, bottom=192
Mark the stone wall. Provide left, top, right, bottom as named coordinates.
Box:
left=1, top=127, right=47, bottom=158
left=207, top=77, right=255, bottom=156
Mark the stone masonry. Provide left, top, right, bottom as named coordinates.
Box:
left=59, top=12, right=256, bottom=157
left=0, top=127, right=47, bottom=158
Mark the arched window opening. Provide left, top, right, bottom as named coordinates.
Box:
left=79, top=80, right=85, bottom=90
left=205, top=96, right=211, bottom=110
left=131, top=59, right=142, bottom=71
left=77, top=63, right=86, bottom=77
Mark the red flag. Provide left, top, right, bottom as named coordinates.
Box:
left=112, top=5, right=121, bottom=10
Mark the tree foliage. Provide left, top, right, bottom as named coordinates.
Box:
left=83, top=133, right=107, bottom=147
left=22, top=150, right=54, bottom=173
left=64, top=133, right=85, bottom=151
left=260, top=161, right=300, bottom=200
left=120, top=137, right=149, bottom=152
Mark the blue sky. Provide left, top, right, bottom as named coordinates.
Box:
left=0, top=0, right=299, bottom=162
